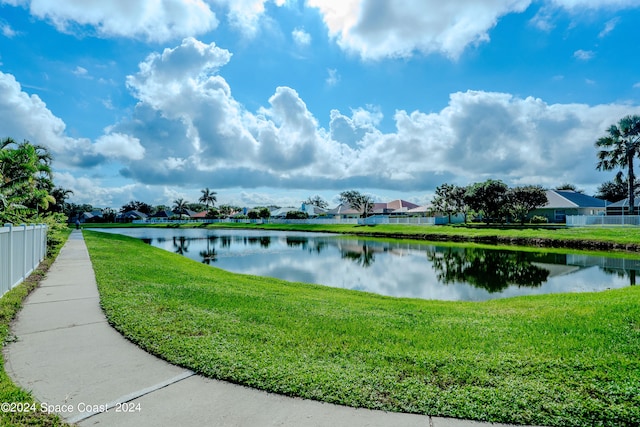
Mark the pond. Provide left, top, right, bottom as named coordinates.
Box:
left=91, top=228, right=638, bottom=301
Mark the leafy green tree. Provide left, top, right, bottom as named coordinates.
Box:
left=199, top=188, right=217, bottom=209
left=258, top=207, right=271, bottom=219
left=596, top=115, right=640, bottom=214
left=64, top=203, right=94, bottom=221
left=285, top=211, right=309, bottom=219
left=304, top=195, right=328, bottom=209
left=339, top=190, right=374, bottom=218
left=120, top=200, right=153, bottom=214
left=186, top=203, right=206, bottom=212
left=465, top=179, right=509, bottom=224
left=507, top=185, right=548, bottom=224
left=102, top=208, right=116, bottom=223
left=205, top=208, right=220, bottom=219
left=595, top=175, right=637, bottom=203
left=218, top=204, right=241, bottom=217
left=555, top=183, right=584, bottom=193
left=247, top=210, right=259, bottom=219
left=431, top=183, right=468, bottom=224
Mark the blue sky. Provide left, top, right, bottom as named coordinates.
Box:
left=2, top=0, right=640, bottom=209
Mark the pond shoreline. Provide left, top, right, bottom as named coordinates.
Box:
left=84, top=222, right=640, bottom=252
left=206, top=223, right=640, bottom=252
left=354, top=231, right=640, bottom=251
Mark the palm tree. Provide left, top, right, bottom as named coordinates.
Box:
left=50, top=187, right=74, bottom=213
left=172, top=198, right=188, bottom=215
left=199, top=188, right=217, bottom=209
left=0, top=138, right=55, bottom=221
left=596, top=115, right=640, bottom=214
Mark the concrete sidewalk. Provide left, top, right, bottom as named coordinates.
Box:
left=4, top=230, right=532, bottom=427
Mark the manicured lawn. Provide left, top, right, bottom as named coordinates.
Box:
left=0, top=228, right=70, bottom=427
left=85, top=230, right=640, bottom=427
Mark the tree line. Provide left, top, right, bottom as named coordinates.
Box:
left=431, top=181, right=547, bottom=224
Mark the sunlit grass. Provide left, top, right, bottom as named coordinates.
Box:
left=85, top=230, right=640, bottom=427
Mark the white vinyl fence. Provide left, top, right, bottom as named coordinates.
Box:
left=0, top=223, right=48, bottom=297
left=566, top=215, right=640, bottom=227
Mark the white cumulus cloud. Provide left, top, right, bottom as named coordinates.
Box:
left=292, top=27, right=311, bottom=47
left=1, top=0, right=219, bottom=42
left=94, top=133, right=145, bottom=161
left=307, top=0, right=640, bottom=60
left=574, top=49, right=595, bottom=60
left=307, top=0, right=531, bottom=60
left=114, top=36, right=640, bottom=194
left=0, top=70, right=99, bottom=167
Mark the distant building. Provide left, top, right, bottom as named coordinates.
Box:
left=269, top=207, right=300, bottom=218
left=605, top=198, right=640, bottom=215
left=529, top=190, right=606, bottom=223
left=116, top=210, right=148, bottom=222
left=300, top=203, right=328, bottom=217
left=149, top=210, right=174, bottom=219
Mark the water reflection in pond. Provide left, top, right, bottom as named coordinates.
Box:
left=92, top=228, right=638, bottom=301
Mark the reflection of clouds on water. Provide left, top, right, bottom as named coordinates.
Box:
left=90, top=228, right=636, bottom=302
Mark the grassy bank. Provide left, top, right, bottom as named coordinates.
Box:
left=85, top=230, right=640, bottom=427
left=0, top=227, right=71, bottom=427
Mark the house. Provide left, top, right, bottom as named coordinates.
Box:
left=406, top=205, right=432, bottom=217
left=190, top=211, right=209, bottom=220
left=116, top=210, right=148, bottom=223
left=407, top=204, right=465, bottom=224
left=529, top=190, right=607, bottom=223
left=327, top=203, right=363, bottom=219
left=328, top=200, right=420, bottom=219
left=605, top=198, right=640, bottom=215
left=171, top=208, right=197, bottom=218
left=300, top=203, right=327, bottom=217
left=384, top=199, right=420, bottom=215
left=269, top=207, right=301, bottom=218
left=76, top=209, right=104, bottom=223
left=149, top=209, right=174, bottom=219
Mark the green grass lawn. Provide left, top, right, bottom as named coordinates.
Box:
left=0, top=228, right=70, bottom=427
left=84, top=230, right=640, bottom=427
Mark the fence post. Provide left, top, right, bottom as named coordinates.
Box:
left=5, top=224, right=13, bottom=295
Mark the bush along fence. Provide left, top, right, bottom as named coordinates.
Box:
left=0, top=223, right=48, bottom=297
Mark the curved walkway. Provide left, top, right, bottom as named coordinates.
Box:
left=5, top=230, right=535, bottom=427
